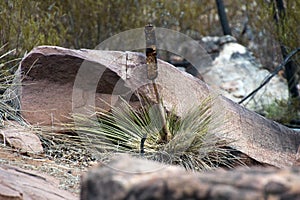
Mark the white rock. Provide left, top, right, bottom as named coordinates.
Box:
left=202, top=40, right=288, bottom=111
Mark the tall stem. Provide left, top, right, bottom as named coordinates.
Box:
left=144, top=24, right=170, bottom=142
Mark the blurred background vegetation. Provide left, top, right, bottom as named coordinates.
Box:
left=1, top=0, right=299, bottom=69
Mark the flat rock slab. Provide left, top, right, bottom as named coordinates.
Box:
left=0, top=164, right=77, bottom=200
left=81, top=155, right=300, bottom=200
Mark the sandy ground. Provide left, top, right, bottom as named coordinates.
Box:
left=0, top=143, right=97, bottom=196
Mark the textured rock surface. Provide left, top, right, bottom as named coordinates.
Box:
left=200, top=35, right=288, bottom=110
left=18, top=46, right=300, bottom=168
left=20, top=46, right=126, bottom=125
left=81, top=155, right=300, bottom=200
left=0, top=164, right=77, bottom=200
left=0, top=121, right=43, bottom=154
left=119, top=50, right=300, bottom=168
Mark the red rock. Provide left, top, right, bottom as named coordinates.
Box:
left=1, top=121, right=43, bottom=154
left=18, top=46, right=300, bottom=168
left=0, top=164, right=77, bottom=200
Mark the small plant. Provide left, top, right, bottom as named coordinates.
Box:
left=71, top=97, right=243, bottom=171
left=262, top=98, right=300, bottom=125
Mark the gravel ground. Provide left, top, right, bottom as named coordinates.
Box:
left=0, top=136, right=98, bottom=195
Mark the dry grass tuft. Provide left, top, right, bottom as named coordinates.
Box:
left=70, top=97, right=244, bottom=171
left=0, top=46, right=24, bottom=126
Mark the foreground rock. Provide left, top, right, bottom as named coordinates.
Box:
left=17, top=46, right=300, bottom=168
left=0, top=164, right=77, bottom=200
left=81, top=155, right=300, bottom=200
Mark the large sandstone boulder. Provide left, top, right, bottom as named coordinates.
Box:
left=16, top=46, right=300, bottom=168
left=81, top=155, right=300, bottom=200
left=19, top=46, right=123, bottom=125
left=18, top=35, right=289, bottom=127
